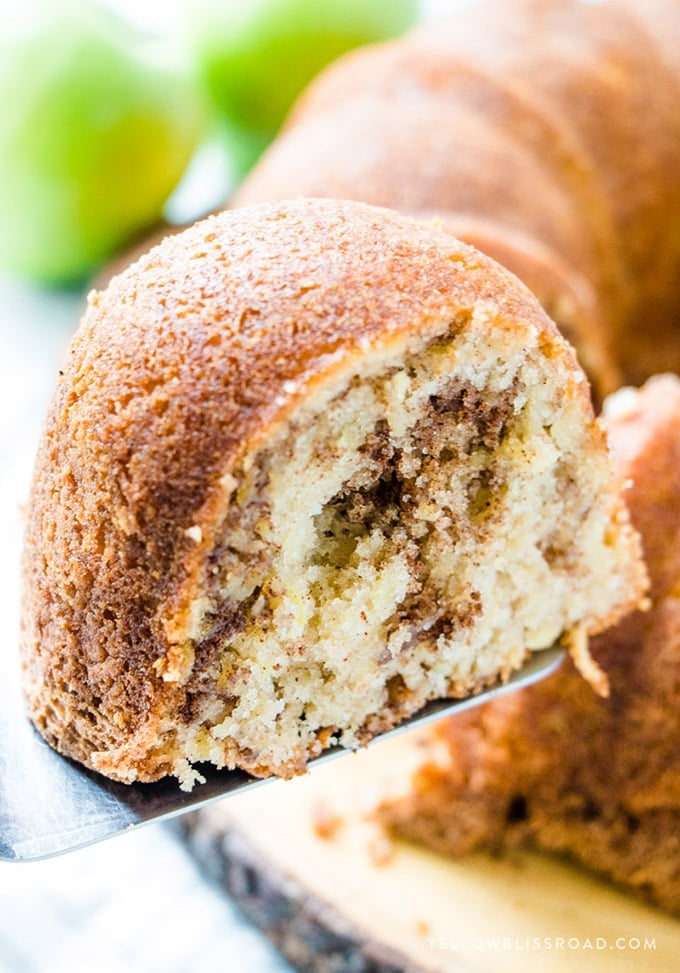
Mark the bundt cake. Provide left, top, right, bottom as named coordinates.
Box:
left=19, top=198, right=645, bottom=789
left=233, top=0, right=680, bottom=395
left=379, top=375, right=680, bottom=915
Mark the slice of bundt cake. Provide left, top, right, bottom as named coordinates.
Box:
left=20, top=199, right=645, bottom=789
left=379, top=374, right=680, bottom=914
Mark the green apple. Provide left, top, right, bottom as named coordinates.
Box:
left=0, top=0, right=206, bottom=284
left=184, top=0, right=418, bottom=169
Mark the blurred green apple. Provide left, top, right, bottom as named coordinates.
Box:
left=184, top=0, right=418, bottom=170
left=0, top=0, right=206, bottom=284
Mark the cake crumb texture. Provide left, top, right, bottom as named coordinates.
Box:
left=19, top=199, right=645, bottom=788
left=380, top=375, right=680, bottom=916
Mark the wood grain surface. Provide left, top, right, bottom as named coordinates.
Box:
left=181, top=733, right=680, bottom=973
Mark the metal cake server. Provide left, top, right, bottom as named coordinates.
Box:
left=0, top=647, right=564, bottom=863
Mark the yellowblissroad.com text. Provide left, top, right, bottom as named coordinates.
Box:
left=425, top=935, right=656, bottom=953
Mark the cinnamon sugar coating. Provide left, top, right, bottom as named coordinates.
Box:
left=20, top=199, right=644, bottom=788
left=235, top=0, right=680, bottom=395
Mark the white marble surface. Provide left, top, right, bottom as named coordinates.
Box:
left=0, top=276, right=292, bottom=973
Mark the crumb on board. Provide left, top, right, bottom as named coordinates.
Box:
left=309, top=799, right=344, bottom=841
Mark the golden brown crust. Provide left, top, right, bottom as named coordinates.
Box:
left=21, top=198, right=588, bottom=783
left=403, top=210, right=621, bottom=398
left=234, top=0, right=680, bottom=393
left=380, top=375, right=680, bottom=915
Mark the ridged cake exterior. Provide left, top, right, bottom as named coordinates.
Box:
left=234, top=0, right=680, bottom=396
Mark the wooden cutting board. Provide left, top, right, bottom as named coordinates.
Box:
left=180, top=733, right=680, bottom=972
